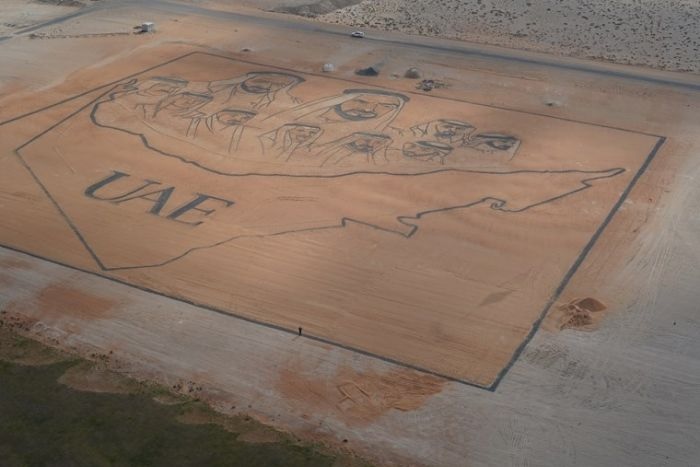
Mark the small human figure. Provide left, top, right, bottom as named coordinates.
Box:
left=298, top=327, right=303, bottom=336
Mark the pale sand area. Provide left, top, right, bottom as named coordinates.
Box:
left=0, top=0, right=81, bottom=35
left=33, top=0, right=697, bottom=72
left=307, top=0, right=700, bottom=72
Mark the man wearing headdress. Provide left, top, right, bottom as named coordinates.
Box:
left=262, top=89, right=410, bottom=169
left=410, top=119, right=475, bottom=146
left=258, top=123, right=323, bottom=161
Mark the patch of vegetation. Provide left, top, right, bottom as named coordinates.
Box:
left=0, top=330, right=368, bottom=467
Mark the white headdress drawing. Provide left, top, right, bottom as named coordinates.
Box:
left=265, top=88, right=409, bottom=146
left=205, top=71, right=305, bottom=110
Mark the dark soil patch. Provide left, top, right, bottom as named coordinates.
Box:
left=0, top=330, right=370, bottom=466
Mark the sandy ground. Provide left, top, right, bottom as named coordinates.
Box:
left=0, top=0, right=82, bottom=36
left=1, top=1, right=699, bottom=466
left=315, top=0, right=700, bottom=72
left=1, top=47, right=662, bottom=388
left=167, top=0, right=700, bottom=72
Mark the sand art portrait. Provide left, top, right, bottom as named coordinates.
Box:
left=4, top=52, right=664, bottom=388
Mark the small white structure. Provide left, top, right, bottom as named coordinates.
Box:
left=140, top=22, right=155, bottom=33
left=322, top=63, right=335, bottom=73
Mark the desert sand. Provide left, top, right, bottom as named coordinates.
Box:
left=0, top=1, right=699, bottom=466
left=1, top=46, right=663, bottom=388
left=315, top=0, right=700, bottom=72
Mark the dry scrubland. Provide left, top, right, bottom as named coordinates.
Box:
left=315, top=0, right=700, bottom=72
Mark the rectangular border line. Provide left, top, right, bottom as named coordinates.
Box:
left=0, top=51, right=668, bottom=391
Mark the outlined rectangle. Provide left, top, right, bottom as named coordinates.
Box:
left=0, top=51, right=666, bottom=390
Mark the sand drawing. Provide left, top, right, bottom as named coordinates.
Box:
left=408, top=119, right=520, bottom=164
left=401, top=140, right=454, bottom=164
left=206, top=71, right=304, bottom=110
left=93, top=77, right=525, bottom=175
left=3, top=52, right=664, bottom=388
left=268, top=88, right=407, bottom=134
left=259, top=124, right=323, bottom=160
left=410, top=120, right=520, bottom=152
left=411, top=119, right=475, bottom=145
left=318, top=132, right=393, bottom=166
left=20, top=57, right=631, bottom=270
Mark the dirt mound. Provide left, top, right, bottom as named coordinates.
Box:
left=557, top=297, right=607, bottom=330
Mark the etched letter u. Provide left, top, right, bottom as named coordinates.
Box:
left=84, top=170, right=160, bottom=201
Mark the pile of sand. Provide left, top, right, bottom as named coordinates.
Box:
left=557, top=297, right=607, bottom=330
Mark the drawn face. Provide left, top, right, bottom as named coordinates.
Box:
left=159, top=92, right=212, bottom=116
left=334, top=94, right=402, bottom=121
left=434, top=120, right=474, bottom=142
left=137, top=77, right=187, bottom=97
left=240, top=74, right=298, bottom=94
left=402, top=141, right=453, bottom=159
left=215, top=109, right=256, bottom=126
left=342, top=133, right=391, bottom=153
left=285, top=125, right=321, bottom=144
left=470, top=133, right=519, bottom=151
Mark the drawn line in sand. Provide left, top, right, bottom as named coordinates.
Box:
left=0, top=51, right=666, bottom=139
left=1, top=51, right=667, bottom=391
left=491, top=136, right=666, bottom=390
